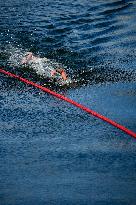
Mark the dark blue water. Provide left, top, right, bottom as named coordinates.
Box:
left=0, top=0, right=136, bottom=204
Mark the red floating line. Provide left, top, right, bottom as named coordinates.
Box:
left=0, top=67, right=136, bottom=139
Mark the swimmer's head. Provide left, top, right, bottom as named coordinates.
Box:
left=21, top=52, right=33, bottom=64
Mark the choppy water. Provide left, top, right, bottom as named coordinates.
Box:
left=0, top=0, right=136, bottom=204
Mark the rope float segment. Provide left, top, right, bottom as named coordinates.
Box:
left=0, top=68, right=136, bottom=139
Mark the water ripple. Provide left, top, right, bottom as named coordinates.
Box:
left=0, top=1, right=136, bottom=204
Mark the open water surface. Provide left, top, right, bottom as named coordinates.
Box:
left=0, top=0, right=136, bottom=204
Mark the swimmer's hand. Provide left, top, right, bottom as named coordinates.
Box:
left=51, top=68, right=67, bottom=81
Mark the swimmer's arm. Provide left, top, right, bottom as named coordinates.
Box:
left=51, top=68, right=67, bottom=81
left=60, top=69, right=67, bottom=81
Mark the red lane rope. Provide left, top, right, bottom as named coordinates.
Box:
left=0, top=67, right=136, bottom=139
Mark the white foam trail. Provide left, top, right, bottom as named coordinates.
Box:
left=4, top=45, right=72, bottom=85
left=5, top=45, right=66, bottom=78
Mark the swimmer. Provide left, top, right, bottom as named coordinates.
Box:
left=21, top=52, right=68, bottom=83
